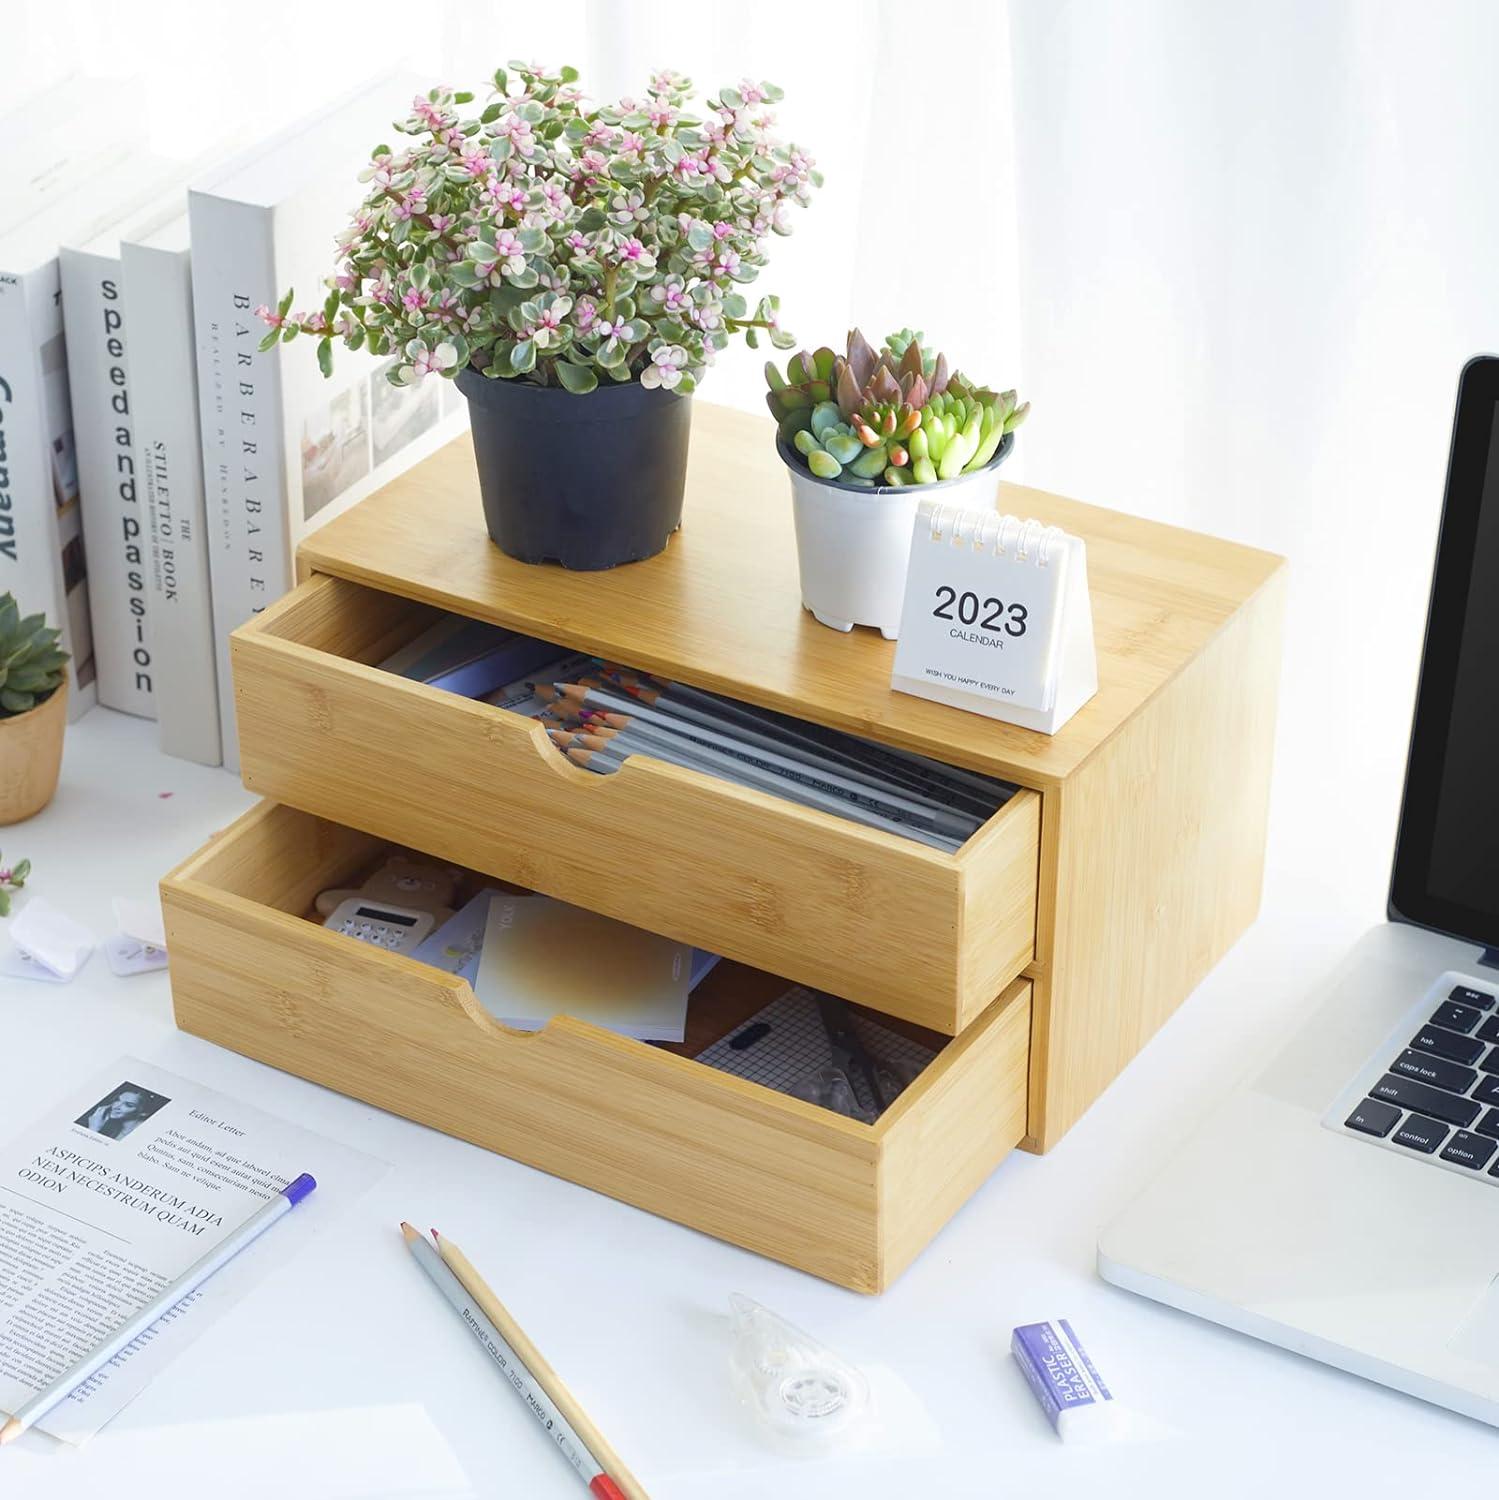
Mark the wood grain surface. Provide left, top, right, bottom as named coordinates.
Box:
left=232, top=572, right=1040, bottom=1034
left=161, top=802, right=1030, bottom=1292
left=297, top=402, right=1284, bottom=786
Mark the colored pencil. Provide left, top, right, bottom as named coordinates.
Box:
left=0, top=1174, right=317, bottom=1447
left=595, top=668, right=1009, bottom=815
left=555, top=683, right=979, bottom=840
left=564, top=737, right=961, bottom=852
left=402, top=1224, right=640, bottom=1500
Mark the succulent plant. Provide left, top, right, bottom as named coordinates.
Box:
left=0, top=852, right=31, bottom=918
left=0, top=593, right=68, bottom=718
left=767, top=329, right=1028, bottom=489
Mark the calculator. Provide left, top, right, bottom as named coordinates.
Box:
left=322, top=898, right=435, bottom=953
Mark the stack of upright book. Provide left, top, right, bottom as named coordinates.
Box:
left=0, top=73, right=466, bottom=765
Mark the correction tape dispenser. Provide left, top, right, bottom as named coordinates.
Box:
left=728, top=1294, right=872, bottom=1455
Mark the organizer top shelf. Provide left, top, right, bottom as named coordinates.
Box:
left=299, top=402, right=1282, bottom=785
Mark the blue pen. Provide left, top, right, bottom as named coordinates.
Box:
left=0, top=1173, right=317, bottom=1446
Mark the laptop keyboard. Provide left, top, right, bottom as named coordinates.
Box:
left=1340, top=980, right=1499, bottom=1175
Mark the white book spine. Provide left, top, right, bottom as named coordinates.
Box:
left=0, top=263, right=98, bottom=720
left=123, top=239, right=222, bottom=765
left=61, top=246, right=155, bottom=718
left=188, top=191, right=285, bottom=774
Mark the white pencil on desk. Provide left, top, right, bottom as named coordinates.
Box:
left=0, top=1173, right=316, bottom=1446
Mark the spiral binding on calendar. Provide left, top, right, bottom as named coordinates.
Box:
left=922, top=502, right=1064, bottom=566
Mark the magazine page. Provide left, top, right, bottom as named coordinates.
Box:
left=0, top=1058, right=382, bottom=1443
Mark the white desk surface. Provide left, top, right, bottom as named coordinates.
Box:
left=3, top=707, right=1493, bottom=1497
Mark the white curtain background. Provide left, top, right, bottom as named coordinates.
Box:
left=9, top=0, right=1499, bottom=935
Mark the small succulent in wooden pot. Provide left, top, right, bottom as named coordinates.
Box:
left=0, top=593, right=70, bottom=824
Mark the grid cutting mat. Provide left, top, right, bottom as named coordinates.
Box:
left=694, top=986, right=938, bottom=1117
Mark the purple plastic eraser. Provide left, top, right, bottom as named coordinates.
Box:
left=1012, top=1319, right=1119, bottom=1442
left=282, top=1173, right=317, bottom=1206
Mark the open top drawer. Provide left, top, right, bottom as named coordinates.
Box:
left=230, top=573, right=1040, bottom=1035
left=160, top=801, right=1031, bottom=1292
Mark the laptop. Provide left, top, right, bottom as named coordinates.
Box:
left=1098, top=355, right=1499, bottom=1427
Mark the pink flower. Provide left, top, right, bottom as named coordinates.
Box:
left=428, top=212, right=456, bottom=234
left=574, top=296, right=598, bottom=329
left=253, top=303, right=282, bottom=329
left=578, top=148, right=608, bottom=177
left=648, top=276, right=691, bottom=314
left=615, top=131, right=646, bottom=156
left=412, top=95, right=447, bottom=130
left=493, top=111, right=536, bottom=156
left=401, top=287, right=428, bottom=313
left=390, top=186, right=426, bottom=221
left=739, top=80, right=766, bottom=105
left=460, top=146, right=492, bottom=178
left=617, top=236, right=649, bottom=262
left=564, top=229, right=590, bottom=252
left=484, top=178, right=526, bottom=213
left=715, top=249, right=742, bottom=277
left=404, top=342, right=460, bottom=380
left=476, top=228, right=529, bottom=282
left=647, top=104, right=677, bottom=129
left=640, top=344, right=688, bottom=390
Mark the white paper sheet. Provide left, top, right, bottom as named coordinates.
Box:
left=0, top=1058, right=383, bottom=1444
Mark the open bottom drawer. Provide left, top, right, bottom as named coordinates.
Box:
left=161, top=802, right=1032, bottom=1292
left=230, top=573, right=1041, bottom=1036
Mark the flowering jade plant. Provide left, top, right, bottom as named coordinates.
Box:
left=258, top=64, right=816, bottom=394
left=0, top=853, right=29, bottom=918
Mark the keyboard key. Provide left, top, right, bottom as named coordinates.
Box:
left=1478, top=1047, right=1499, bottom=1077
left=1393, top=1114, right=1450, bottom=1153
left=1369, top=1074, right=1480, bottom=1128
left=1345, top=1099, right=1402, bottom=1137
left=1475, top=1077, right=1499, bottom=1108
left=1479, top=1016, right=1499, bottom=1047
left=1391, top=1049, right=1478, bottom=1094
left=1431, top=1001, right=1483, bottom=1033
left=1442, top=1131, right=1498, bottom=1169
left=1452, top=985, right=1496, bottom=1011
left=1410, top=1026, right=1485, bottom=1065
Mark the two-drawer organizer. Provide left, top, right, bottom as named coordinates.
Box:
left=161, top=403, right=1286, bottom=1293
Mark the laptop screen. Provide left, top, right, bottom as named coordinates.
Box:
left=1391, top=357, right=1499, bottom=949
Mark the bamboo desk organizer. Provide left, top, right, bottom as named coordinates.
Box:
left=161, top=402, right=1285, bottom=1293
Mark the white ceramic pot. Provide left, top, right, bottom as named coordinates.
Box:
left=780, top=433, right=1014, bottom=640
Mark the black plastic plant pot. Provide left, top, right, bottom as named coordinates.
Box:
left=456, top=368, right=693, bottom=570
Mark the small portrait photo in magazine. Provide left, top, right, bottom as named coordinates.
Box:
left=75, top=1082, right=171, bottom=1142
